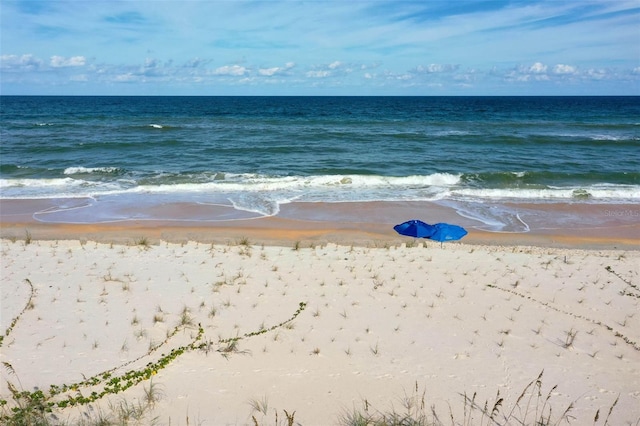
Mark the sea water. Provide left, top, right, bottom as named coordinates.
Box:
left=1, top=96, right=639, bottom=229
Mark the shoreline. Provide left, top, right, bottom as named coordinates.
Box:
left=1, top=219, right=639, bottom=250
left=1, top=198, right=638, bottom=249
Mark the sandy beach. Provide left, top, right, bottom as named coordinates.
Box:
left=1, top=200, right=639, bottom=425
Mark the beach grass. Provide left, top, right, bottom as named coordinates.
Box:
left=0, top=371, right=620, bottom=425
left=1, top=237, right=638, bottom=425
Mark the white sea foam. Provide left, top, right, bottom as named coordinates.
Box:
left=64, top=166, right=119, bottom=175
left=2, top=173, right=638, bottom=205
left=126, top=173, right=462, bottom=193
left=1, top=177, right=77, bottom=189
left=149, top=124, right=163, bottom=129
left=228, top=193, right=283, bottom=216
left=239, top=173, right=462, bottom=189
left=0, top=177, right=122, bottom=199
left=451, top=186, right=640, bottom=200
left=590, top=134, right=627, bottom=141
left=433, top=130, right=474, bottom=137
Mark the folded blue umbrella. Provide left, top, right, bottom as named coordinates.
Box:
left=393, top=219, right=436, bottom=238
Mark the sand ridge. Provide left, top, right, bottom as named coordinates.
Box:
left=1, top=238, right=639, bottom=425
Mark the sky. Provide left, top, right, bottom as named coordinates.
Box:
left=1, top=0, right=639, bottom=96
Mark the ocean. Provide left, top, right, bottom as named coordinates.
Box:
left=1, top=96, right=639, bottom=231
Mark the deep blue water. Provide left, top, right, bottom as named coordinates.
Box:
left=1, top=96, right=639, bottom=216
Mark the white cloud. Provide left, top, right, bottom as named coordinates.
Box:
left=360, top=62, right=381, bottom=70
left=1, top=54, right=43, bottom=70
left=1, top=0, right=638, bottom=95
left=383, top=70, right=412, bottom=81
left=528, top=62, right=547, bottom=74
left=504, top=68, right=529, bottom=82
left=553, top=64, right=577, bottom=75
left=454, top=71, right=477, bottom=83
left=143, top=58, right=159, bottom=68
left=306, top=70, right=330, bottom=78
left=212, top=65, right=247, bottom=76
left=258, top=62, right=295, bottom=76
left=584, top=68, right=609, bottom=80
left=184, top=57, right=210, bottom=68
left=50, top=55, right=86, bottom=67
left=114, top=73, right=136, bottom=82
left=259, top=67, right=280, bottom=76
left=505, top=62, right=555, bottom=82
left=305, top=61, right=356, bottom=78
left=414, top=64, right=459, bottom=73
left=502, top=61, right=626, bottom=85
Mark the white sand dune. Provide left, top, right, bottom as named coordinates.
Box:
left=1, top=238, right=639, bottom=425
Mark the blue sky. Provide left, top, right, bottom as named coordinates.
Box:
left=1, top=0, right=639, bottom=95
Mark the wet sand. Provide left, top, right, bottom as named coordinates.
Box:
left=1, top=198, right=638, bottom=248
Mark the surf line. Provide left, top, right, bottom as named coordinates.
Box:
left=516, top=213, right=530, bottom=233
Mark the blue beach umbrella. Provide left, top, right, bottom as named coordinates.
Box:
left=393, top=219, right=436, bottom=238
left=428, top=223, right=468, bottom=243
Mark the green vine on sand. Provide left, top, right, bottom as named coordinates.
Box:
left=64, top=319, right=193, bottom=391
left=217, top=302, right=307, bottom=346
left=0, top=276, right=306, bottom=422
left=605, top=266, right=640, bottom=299
left=0, top=279, right=35, bottom=348
left=1, top=325, right=205, bottom=417
left=50, top=324, right=206, bottom=409
left=486, top=284, right=639, bottom=352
